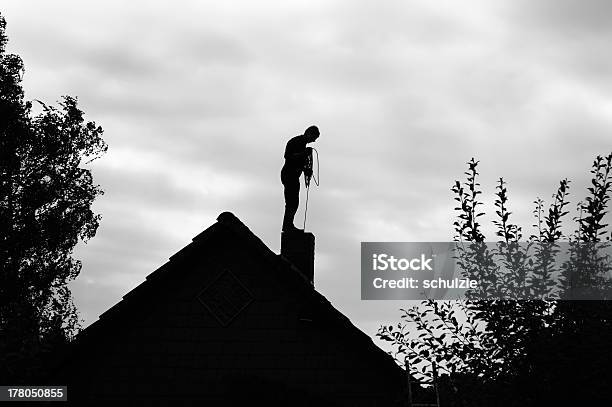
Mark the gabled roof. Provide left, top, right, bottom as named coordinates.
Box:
left=69, top=212, right=400, bottom=373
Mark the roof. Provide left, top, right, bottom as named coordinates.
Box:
left=65, top=212, right=401, bottom=373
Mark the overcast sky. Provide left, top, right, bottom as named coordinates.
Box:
left=3, top=0, right=612, bottom=341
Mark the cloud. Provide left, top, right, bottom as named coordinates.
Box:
left=3, top=0, right=612, bottom=341
left=512, top=0, right=612, bottom=37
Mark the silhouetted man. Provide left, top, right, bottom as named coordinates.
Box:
left=281, top=125, right=320, bottom=232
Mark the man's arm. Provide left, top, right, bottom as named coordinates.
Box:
left=286, top=151, right=308, bottom=159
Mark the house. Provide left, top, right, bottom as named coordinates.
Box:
left=58, top=212, right=409, bottom=405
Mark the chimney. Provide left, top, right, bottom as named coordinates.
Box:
left=281, top=232, right=315, bottom=284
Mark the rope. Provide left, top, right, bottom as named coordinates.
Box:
left=303, top=148, right=320, bottom=230
left=311, top=147, right=320, bottom=186
left=303, top=185, right=310, bottom=230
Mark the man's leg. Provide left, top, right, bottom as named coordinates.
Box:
left=282, top=177, right=300, bottom=231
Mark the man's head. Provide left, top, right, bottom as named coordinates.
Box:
left=304, top=125, right=320, bottom=143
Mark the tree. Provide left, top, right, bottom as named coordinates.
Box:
left=378, top=153, right=612, bottom=406
left=0, top=13, right=107, bottom=382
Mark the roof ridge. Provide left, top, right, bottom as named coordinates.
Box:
left=69, top=212, right=401, bottom=377
left=215, top=212, right=315, bottom=286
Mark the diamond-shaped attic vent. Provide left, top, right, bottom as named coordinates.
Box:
left=197, top=270, right=254, bottom=326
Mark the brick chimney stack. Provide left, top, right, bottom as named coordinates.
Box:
left=281, top=232, right=315, bottom=284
